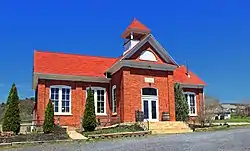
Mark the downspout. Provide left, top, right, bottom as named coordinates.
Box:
left=203, top=90, right=205, bottom=114
left=109, top=74, right=112, bottom=119
left=167, top=72, right=170, bottom=119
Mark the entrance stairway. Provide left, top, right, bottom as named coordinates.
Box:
left=147, top=121, right=193, bottom=134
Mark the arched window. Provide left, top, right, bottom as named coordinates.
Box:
left=139, top=50, right=157, bottom=61
left=142, top=88, right=157, bottom=96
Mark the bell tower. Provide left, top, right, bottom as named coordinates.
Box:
left=121, top=18, right=151, bottom=55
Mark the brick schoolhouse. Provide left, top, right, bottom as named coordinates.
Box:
left=32, top=19, right=206, bottom=127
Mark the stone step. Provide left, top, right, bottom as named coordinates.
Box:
left=150, top=127, right=190, bottom=130
left=151, top=129, right=193, bottom=134
left=146, top=121, right=192, bottom=134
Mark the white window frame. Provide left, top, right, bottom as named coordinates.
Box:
left=112, top=85, right=117, bottom=113
left=141, top=88, right=159, bottom=122
left=86, top=87, right=107, bottom=115
left=184, top=92, right=197, bottom=116
left=50, top=85, right=72, bottom=116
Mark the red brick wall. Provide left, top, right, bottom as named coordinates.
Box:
left=110, top=69, right=123, bottom=122
left=121, top=67, right=176, bottom=122
left=35, top=79, right=111, bottom=127
left=34, top=76, right=204, bottom=127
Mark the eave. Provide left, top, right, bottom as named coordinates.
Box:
left=32, top=72, right=110, bottom=89
left=106, top=60, right=177, bottom=75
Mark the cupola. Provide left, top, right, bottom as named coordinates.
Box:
left=121, top=18, right=151, bottom=55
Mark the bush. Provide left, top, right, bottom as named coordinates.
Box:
left=175, top=83, right=189, bottom=121
left=82, top=87, right=97, bottom=131
left=43, top=100, right=55, bottom=134
left=2, top=84, right=21, bottom=134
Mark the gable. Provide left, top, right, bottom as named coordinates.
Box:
left=126, top=42, right=166, bottom=63
left=122, top=34, right=178, bottom=65
left=105, top=34, right=179, bottom=74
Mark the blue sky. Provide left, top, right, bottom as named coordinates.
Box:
left=0, top=0, right=249, bottom=103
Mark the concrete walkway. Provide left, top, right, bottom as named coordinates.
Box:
left=67, top=131, right=88, bottom=140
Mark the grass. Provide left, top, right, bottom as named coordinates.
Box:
left=213, top=115, right=250, bottom=123
left=195, top=124, right=250, bottom=132
left=82, top=124, right=144, bottom=137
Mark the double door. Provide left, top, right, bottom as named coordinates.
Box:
left=142, top=98, right=158, bottom=121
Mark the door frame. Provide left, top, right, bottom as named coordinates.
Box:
left=141, top=96, right=159, bottom=122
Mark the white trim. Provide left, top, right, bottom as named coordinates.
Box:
left=105, top=34, right=178, bottom=74
left=141, top=88, right=159, bottom=122
left=112, top=85, right=117, bottom=113
left=86, top=87, right=107, bottom=116
left=107, top=60, right=177, bottom=75
left=180, top=83, right=205, bottom=89
left=139, top=50, right=157, bottom=61
left=32, top=72, right=110, bottom=89
left=49, top=85, right=72, bottom=116
left=124, top=34, right=178, bottom=65
left=184, top=92, right=197, bottom=116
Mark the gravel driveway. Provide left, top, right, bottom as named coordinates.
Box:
left=3, top=127, right=250, bottom=151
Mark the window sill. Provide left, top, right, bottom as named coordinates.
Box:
left=189, top=114, right=197, bottom=117
left=96, top=113, right=107, bottom=116
left=54, top=113, right=73, bottom=116
left=112, top=113, right=117, bottom=116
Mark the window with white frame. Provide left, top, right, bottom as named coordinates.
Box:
left=112, top=85, right=117, bottom=113
left=86, top=87, right=106, bottom=115
left=184, top=92, right=196, bottom=116
left=50, top=85, right=71, bottom=115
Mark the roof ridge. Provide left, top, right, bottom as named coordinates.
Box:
left=35, top=50, right=118, bottom=60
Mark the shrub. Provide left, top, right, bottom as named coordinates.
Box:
left=82, top=87, right=97, bottom=131
left=43, top=100, right=55, bottom=134
left=2, top=84, right=21, bottom=134
left=175, top=83, right=189, bottom=121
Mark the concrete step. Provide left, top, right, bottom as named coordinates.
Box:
left=147, top=121, right=192, bottom=134
left=150, top=127, right=190, bottom=130
left=151, top=129, right=193, bottom=134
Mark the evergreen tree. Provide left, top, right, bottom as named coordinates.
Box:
left=43, top=100, right=55, bottom=133
left=6, top=83, right=15, bottom=105
left=2, top=84, right=21, bottom=134
left=82, top=87, right=97, bottom=131
left=175, top=83, right=189, bottom=121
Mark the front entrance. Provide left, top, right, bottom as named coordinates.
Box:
left=143, top=99, right=158, bottom=121
left=141, top=88, right=158, bottom=121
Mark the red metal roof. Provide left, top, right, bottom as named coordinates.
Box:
left=34, top=51, right=205, bottom=85
left=34, top=50, right=118, bottom=77
left=121, top=18, right=151, bottom=38
left=126, top=18, right=151, bottom=32
left=173, top=65, right=206, bottom=85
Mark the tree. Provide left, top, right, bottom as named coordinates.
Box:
left=82, top=87, right=97, bottom=131
left=43, top=100, right=55, bottom=133
left=6, top=83, right=15, bottom=105
left=2, top=84, right=21, bottom=134
left=175, top=83, right=189, bottom=121
left=29, top=97, right=35, bottom=101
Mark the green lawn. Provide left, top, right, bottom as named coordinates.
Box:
left=82, top=124, right=144, bottom=137
left=195, top=124, right=250, bottom=132
left=213, top=115, right=250, bottom=123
